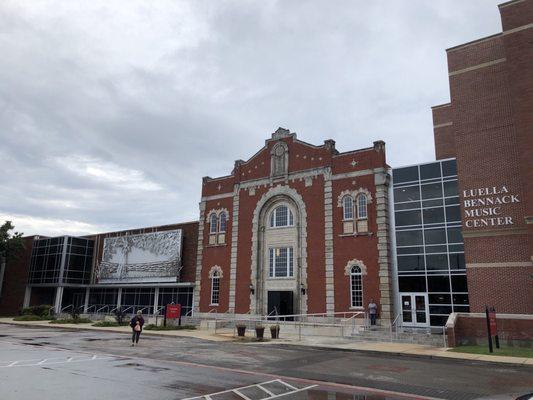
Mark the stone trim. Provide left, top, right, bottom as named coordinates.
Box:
left=466, top=262, right=533, bottom=268
left=201, top=192, right=234, bottom=201
left=336, top=188, right=373, bottom=208
left=249, top=185, right=308, bottom=315
left=193, top=201, right=206, bottom=312
left=502, top=22, right=533, bottom=35
left=208, top=265, right=223, bottom=278
left=228, top=189, right=240, bottom=312
left=331, top=169, right=374, bottom=181
left=433, top=122, right=453, bottom=129
left=374, top=171, right=393, bottom=325
left=324, top=169, right=334, bottom=315
left=449, top=58, right=506, bottom=77
left=205, top=208, right=230, bottom=223
left=344, top=259, right=368, bottom=276
left=462, top=228, right=528, bottom=237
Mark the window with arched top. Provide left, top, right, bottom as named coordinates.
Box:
left=210, top=270, right=220, bottom=305
left=209, top=213, right=218, bottom=234
left=342, top=196, right=354, bottom=220
left=357, top=194, right=367, bottom=219
left=269, top=204, right=294, bottom=228
left=219, top=212, right=227, bottom=233
left=350, top=265, right=363, bottom=308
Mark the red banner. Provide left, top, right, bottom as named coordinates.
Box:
left=166, top=304, right=181, bottom=319
left=488, top=310, right=497, bottom=336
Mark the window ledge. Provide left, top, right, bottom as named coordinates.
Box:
left=339, top=232, right=373, bottom=237
left=209, top=304, right=219, bottom=307
left=349, top=306, right=364, bottom=311
left=205, top=243, right=227, bottom=248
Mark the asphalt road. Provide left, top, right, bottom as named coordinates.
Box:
left=0, top=325, right=532, bottom=400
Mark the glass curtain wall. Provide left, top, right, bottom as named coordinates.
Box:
left=393, top=159, right=469, bottom=327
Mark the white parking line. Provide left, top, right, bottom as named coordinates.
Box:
left=182, top=379, right=318, bottom=400
left=0, top=355, right=116, bottom=368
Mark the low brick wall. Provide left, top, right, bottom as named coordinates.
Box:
left=446, top=313, right=533, bottom=347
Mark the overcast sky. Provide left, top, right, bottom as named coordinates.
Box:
left=0, top=0, right=504, bottom=237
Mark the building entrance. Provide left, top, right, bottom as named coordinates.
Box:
left=267, top=291, right=293, bottom=318
left=400, top=293, right=429, bottom=327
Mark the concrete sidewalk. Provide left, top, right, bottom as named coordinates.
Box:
left=1, top=318, right=531, bottom=366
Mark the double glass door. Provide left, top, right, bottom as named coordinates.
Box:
left=401, top=293, right=429, bottom=327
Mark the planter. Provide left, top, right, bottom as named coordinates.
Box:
left=236, top=325, right=246, bottom=337
left=255, top=326, right=265, bottom=340
left=270, top=325, right=280, bottom=339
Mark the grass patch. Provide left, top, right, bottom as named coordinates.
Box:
left=92, top=321, right=129, bottom=327
left=143, top=324, right=196, bottom=331
left=50, top=318, right=92, bottom=324
left=449, top=345, right=533, bottom=358
left=13, top=315, right=51, bottom=321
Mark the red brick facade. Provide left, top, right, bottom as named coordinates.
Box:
left=433, top=0, right=533, bottom=314
left=195, top=128, right=393, bottom=321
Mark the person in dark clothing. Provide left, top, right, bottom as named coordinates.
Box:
left=130, top=311, right=145, bottom=346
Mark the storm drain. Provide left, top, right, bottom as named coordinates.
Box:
left=182, top=379, right=317, bottom=400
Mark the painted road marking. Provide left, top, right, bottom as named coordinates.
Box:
left=182, top=379, right=318, bottom=400
left=0, top=355, right=116, bottom=368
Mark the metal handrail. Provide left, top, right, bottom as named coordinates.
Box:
left=390, top=311, right=402, bottom=339
left=96, top=305, right=110, bottom=314
left=154, top=306, right=165, bottom=316
left=86, top=305, right=97, bottom=313
left=61, top=304, right=74, bottom=313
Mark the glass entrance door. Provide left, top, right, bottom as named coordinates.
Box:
left=401, top=293, right=429, bottom=327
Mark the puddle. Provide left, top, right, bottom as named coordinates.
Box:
left=115, top=362, right=170, bottom=373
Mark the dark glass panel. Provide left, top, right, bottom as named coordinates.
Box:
left=395, top=210, right=422, bottom=226
left=449, top=253, right=466, bottom=270
left=395, top=201, right=420, bottom=211
left=444, top=180, right=458, bottom=197
left=393, top=166, right=419, bottom=184
left=399, top=276, right=427, bottom=292
left=396, top=230, right=423, bottom=246
left=423, top=207, right=445, bottom=224
left=430, top=305, right=452, bottom=314
left=453, top=305, right=470, bottom=312
left=441, top=160, right=457, bottom=177
left=424, top=228, right=446, bottom=245
left=423, top=199, right=443, bottom=208
left=448, top=244, right=464, bottom=252
left=397, top=255, right=425, bottom=272
left=425, top=245, right=447, bottom=254
left=420, top=163, right=442, bottom=180
left=430, top=315, right=449, bottom=326
left=445, top=206, right=461, bottom=222
left=451, top=275, right=468, bottom=292
left=426, top=254, right=449, bottom=270
left=421, top=183, right=443, bottom=199
left=445, top=196, right=460, bottom=205
left=452, top=294, right=469, bottom=305
left=427, top=275, right=451, bottom=292
left=447, top=227, right=463, bottom=244
left=429, top=294, right=451, bottom=304
left=397, top=246, right=424, bottom=254
left=394, top=186, right=420, bottom=202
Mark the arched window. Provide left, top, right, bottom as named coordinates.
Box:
left=357, top=194, right=367, bottom=219
left=219, top=212, right=227, bottom=233
left=209, top=213, right=218, bottom=234
left=342, top=196, right=354, bottom=220
left=269, top=204, right=294, bottom=228
left=350, top=265, right=363, bottom=307
left=210, top=270, right=220, bottom=305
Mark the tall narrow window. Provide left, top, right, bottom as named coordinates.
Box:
left=209, top=213, right=218, bottom=234
left=269, top=247, right=294, bottom=278
left=350, top=265, right=363, bottom=307
left=269, top=205, right=294, bottom=228
left=210, top=271, right=220, bottom=305
left=357, top=194, right=368, bottom=219
left=342, top=196, right=354, bottom=220
left=219, top=212, right=227, bottom=232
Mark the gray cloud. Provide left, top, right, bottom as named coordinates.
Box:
left=0, top=0, right=503, bottom=236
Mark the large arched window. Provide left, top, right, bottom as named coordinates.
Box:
left=269, top=204, right=294, bottom=228
left=210, top=270, right=220, bottom=305
left=342, top=195, right=354, bottom=220
left=209, top=213, right=218, bottom=234
left=357, top=194, right=368, bottom=219
left=218, top=212, right=227, bottom=233
left=350, top=265, right=363, bottom=308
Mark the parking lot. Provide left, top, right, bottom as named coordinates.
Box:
left=1, top=324, right=532, bottom=400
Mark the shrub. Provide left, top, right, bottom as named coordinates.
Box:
left=21, top=305, right=53, bottom=317
left=92, top=321, right=128, bottom=327
left=50, top=318, right=92, bottom=324
left=143, top=324, right=196, bottom=331
left=13, top=315, right=49, bottom=321
left=114, top=307, right=127, bottom=325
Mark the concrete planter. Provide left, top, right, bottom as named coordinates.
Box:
left=255, top=326, right=265, bottom=339
left=236, top=325, right=246, bottom=337
left=270, top=325, right=280, bottom=339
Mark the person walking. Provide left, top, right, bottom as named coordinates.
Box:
left=130, top=310, right=145, bottom=346
left=368, top=299, right=378, bottom=327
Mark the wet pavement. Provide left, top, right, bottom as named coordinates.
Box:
left=0, top=325, right=532, bottom=400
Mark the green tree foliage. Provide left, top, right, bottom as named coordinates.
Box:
left=0, top=221, right=25, bottom=261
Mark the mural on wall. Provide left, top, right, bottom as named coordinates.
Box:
left=98, top=230, right=183, bottom=283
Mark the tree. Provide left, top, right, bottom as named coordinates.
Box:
left=0, top=221, right=25, bottom=298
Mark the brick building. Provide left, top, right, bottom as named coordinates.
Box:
left=431, top=0, right=532, bottom=314
left=195, top=128, right=393, bottom=322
